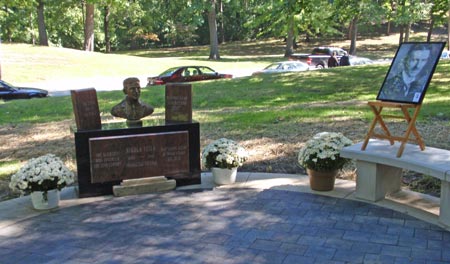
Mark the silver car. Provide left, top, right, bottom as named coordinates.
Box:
left=253, top=61, right=310, bottom=75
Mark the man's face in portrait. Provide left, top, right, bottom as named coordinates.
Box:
left=405, top=49, right=430, bottom=77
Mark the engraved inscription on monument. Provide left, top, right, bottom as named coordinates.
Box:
left=89, top=131, right=189, bottom=183
left=71, top=88, right=102, bottom=130
left=165, top=83, right=192, bottom=123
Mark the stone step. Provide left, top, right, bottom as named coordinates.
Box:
left=113, top=178, right=176, bottom=197
left=121, top=176, right=167, bottom=186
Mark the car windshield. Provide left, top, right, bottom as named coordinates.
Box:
left=0, top=81, right=16, bottom=91
left=198, top=66, right=216, bottom=74
left=264, top=63, right=282, bottom=70
left=159, top=67, right=179, bottom=77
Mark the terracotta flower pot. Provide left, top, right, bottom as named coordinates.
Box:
left=307, top=169, right=338, bottom=191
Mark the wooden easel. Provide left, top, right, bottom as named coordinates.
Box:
left=361, top=101, right=425, bottom=157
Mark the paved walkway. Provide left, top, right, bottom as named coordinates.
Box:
left=1, top=173, right=449, bottom=264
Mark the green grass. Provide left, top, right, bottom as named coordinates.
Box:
left=1, top=42, right=278, bottom=83
left=0, top=161, right=21, bottom=181
left=2, top=60, right=449, bottom=127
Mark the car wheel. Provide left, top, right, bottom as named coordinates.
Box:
left=316, top=64, right=324, bottom=69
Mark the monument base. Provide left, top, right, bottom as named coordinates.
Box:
left=74, top=120, right=201, bottom=198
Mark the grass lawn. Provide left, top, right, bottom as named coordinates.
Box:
left=0, top=33, right=449, bottom=200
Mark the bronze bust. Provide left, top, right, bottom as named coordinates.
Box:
left=111, top=77, right=154, bottom=121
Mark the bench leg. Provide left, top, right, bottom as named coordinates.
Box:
left=355, top=161, right=402, bottom=202
left=440, top=181, right=450, bottom=227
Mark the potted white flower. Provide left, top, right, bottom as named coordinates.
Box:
left=9, top=154, right=75, bottom=210
left=298, top=132, right=353, bottom=191
left=202, top=138, right=249, bottom=185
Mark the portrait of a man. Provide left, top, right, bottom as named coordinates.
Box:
left=377, top=42, right=445, bottom=104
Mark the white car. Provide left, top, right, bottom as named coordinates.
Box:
left=252, top=61, right=310, bottom=75
left=349, top=56, right=374, bottom=66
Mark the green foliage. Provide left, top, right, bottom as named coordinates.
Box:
left=391, top=0, right=432, bottom=27
left=2, top=0, right=447, bottom=51
left=406, top=175, right=441, bottom=196
left=0, top=160, right=21, bottom=182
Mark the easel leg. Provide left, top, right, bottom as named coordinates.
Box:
left=361, top=105, right=394, bottom=150
left=397, top=105, right=425, bottom=157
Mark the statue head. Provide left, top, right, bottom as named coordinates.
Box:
left=123, top=77, right=141, bottom=101
left=111, top=77, right=154, bottom=122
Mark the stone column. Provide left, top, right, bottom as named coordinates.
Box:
left=355, top=160, right=402, bottom=201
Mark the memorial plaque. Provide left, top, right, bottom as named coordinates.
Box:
left=89, top=131, right=189, bottom=183
left=71, top=88, right=101, bottom=130
left=165, top=83, right=192, bottom=123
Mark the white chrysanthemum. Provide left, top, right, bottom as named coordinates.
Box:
left=201, top=138, right=249, bottom=169
left=298, top=132, right=353, bottom=171
left=9, top=154, right=74, bottom=195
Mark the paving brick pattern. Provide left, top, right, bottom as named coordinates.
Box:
left=1, top=189, right=450, bottom=264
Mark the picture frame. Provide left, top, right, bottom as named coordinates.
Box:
left=376, top=42, right=445, bottom=104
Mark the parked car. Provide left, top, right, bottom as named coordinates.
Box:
left=288, top=47, right=347, bottom=69
left=146, top=66, right=233, bottom=86
left=252, top=61, right=310, bottom=75
left=0, top=80, right=48, bottom=100
left=349, top=56, right=374, bottom=66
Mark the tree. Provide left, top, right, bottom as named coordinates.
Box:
left=246, top=0, right=336, bottom=57
left=36, top=0, right=48, bottom=46
left=426, top=0, right=448, bottom=42
left=283, top=0, right=297, bottom=57
left=208, top=0, right=220, bottom=60
left=84, top=1, right=95, bottom=51
left=335, top=0, right=383, bottom=55
left=103, top=5, right=110, bottom=53
left=392, top=0, right=431, bottom=43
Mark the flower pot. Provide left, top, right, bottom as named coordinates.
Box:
left=212, top=167, right=238, bottom=185
left=307, top=169, right=338, bottom=191
left=30, top=189, right=60, bottom=210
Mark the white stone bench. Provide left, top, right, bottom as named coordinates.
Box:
left=341, top=139, right=450, bottom=227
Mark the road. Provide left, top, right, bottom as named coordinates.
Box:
left=17, top=75, right=148, bottom=97
left=18, top=69, right=256, bottom=97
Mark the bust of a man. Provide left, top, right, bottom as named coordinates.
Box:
left=111, top=77, right=154, bottom=121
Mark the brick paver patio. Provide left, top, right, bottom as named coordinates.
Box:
left=1, top=188, right=450, bottom=263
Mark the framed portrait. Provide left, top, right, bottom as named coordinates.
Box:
left=376, top=42, right=445, bottom=104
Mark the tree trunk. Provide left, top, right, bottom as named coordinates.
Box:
left=347, top=20, right=352, bottom=40
left=448, top=6, right=450, bottom=50
left=84, top=3, right=95, bottom=52
left=30, top=11, right=36, bottom=45
left=399, top=26, right=404, bottom=44
left=208, top=0, right=220, bottom=60
left=219, top=0, right=225, bottom=43
left=349, top=17, right=358, bottom=55
left=427, top=18, right=434, bottom=42
left=37, top=0, right=49, bottom=46
left=103, top=5, right=110, bottom=53
left=284, top=16, right=295, bottom=57
left=386, top=21, right=391, bottom=36
left=404, top=23, right=411, bottom=42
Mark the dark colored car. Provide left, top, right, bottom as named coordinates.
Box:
left=0, top=80, right=48, bottom=100
left=147, top=66, right=233, bottom=86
